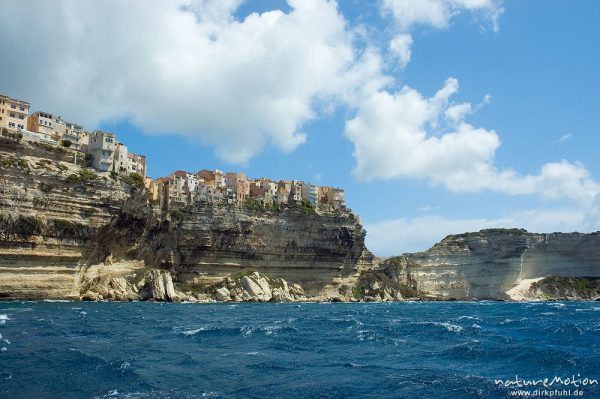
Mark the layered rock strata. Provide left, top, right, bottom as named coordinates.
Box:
left=0, top=139, right=373, bottom=301
left=401, top=229, right=600, bottom=299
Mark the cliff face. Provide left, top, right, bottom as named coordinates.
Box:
left=402, top=229, right=600, bottom=299
left=0, top=138, right=133, bottom=299
left=87, top=198, right=374, bottom=300
left=0, top=139, right=373, bottom=301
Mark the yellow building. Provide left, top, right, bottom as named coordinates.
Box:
left=0, top=94, right=29, bottom=131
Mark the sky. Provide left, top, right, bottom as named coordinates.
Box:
left=1, top=0, right=599, bottom=256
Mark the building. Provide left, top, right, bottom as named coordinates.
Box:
left=127, top=153, right=147, bottom=178
left=276, top=180, right=292, bottom=205
left=197, top=169, right=215, bottom=186
left=62, top=121, right=89, bottom=152
left=226, top=172, right=249, bottom=205
left=28, top=112, right=90, bottom=151
left=249, top=178, right=277, bottom=206
left=331, top=188, right=346, bottom=210
left=301, top=183, right=319, bottom=208
left=0, top=95, right=29, bottom=131
left=87, top=131, right=117, bottom=172
left=26, top=111, right=54, bottom=138
left=113, top=141, right=129, bottom=173
left=290, top=180, right=304, bottom=204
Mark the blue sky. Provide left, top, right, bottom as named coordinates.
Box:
left=1, top=0, right=599, bottom=255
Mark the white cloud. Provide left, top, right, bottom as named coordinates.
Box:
left=555, top=133, right=573, bottom=143
left=416, top=205, right=441, bottom=212
left=345, top=78, right=600, bottom=207
left=381, top=0, right=502, bottom=68
left=382, top=0, right=503, bottom=31
left=365, top=208, right=593, bottom=256
left=0, top=0, right=387, bottom=164
left=389, top=34, right=413, bottom=68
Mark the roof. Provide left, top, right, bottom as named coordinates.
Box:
left=0, top=94, right=30, bottom=106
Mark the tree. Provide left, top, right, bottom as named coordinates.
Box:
left=60, top=139, right=72, bottom=148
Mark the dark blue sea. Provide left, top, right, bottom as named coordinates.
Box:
left=1, top=301, right=599, bottom=399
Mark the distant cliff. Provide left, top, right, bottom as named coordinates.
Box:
left=390, top=229, right=600, bottom=299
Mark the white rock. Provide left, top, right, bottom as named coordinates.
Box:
left=215, top=287, right=231, bottom=302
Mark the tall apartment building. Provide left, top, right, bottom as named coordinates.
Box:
left=226, top=172, right=249, bottom=205
left=88, top=131, right=117, bottom=172
left=0, top=94, right=29, bottom=131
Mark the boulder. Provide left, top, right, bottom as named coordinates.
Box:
left=215, top=287, right=231, bottom=302
left=148, top=269, right=176, bottom=301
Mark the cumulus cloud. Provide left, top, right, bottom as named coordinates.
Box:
left=381, top=0, right=502, bottom=68
left=382, top=0, right=503, bottom=32
left=365, top=209, right=593, bottom=256
left=388, top=34, right=413, bottom=68
left=0, top=0, right=386, bottom=163
left=345, top=78, right=600, bottom=206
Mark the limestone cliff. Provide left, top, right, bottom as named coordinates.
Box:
left=0, top=137, right=134, bottom=299
left=84, top=193, right=374, bottom=301
left=399, top=229, right=600, bottom=299
left=0, top=138, right=373, bottom=301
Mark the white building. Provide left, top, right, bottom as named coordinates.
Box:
left=88, top=131, right=117, bottom=172
left=302, top=183, right=319, bottom=208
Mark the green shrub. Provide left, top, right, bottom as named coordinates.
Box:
left=60, top=139, right=72, bottom=148
left=121, top=172, right=144, bottom=187
left=170, top=209, right=184, bottom=221
left=298, top=200, right=316, bottom=214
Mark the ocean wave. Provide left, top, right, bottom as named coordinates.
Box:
left=0, top=314, right=9, bottom=325
left=457, top=315, right=481, bottom=321
left=415, top=321, right=463, bottom=333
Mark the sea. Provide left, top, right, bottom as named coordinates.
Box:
left=0, top=301, right=599, bottom=399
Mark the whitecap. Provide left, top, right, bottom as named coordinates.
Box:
left=181, top=328, right=205, bottom=336
left=472, top=324, right=481, bottom=329
left=0, top=314, right=8, bottom=325
left=3, top=339, right=10, bottom=345
left=0, top=347, right=6, bottom=352
left=548, top=303, right=566, bottom=308
left=415, top=321, right=463, bottom=333
left=80, top=311, right=87, bottom=315
left=118, top=362, right=130, bottom=371
left=457, top=315, right=481, bottom=321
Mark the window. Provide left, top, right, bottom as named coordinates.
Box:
left=19, top=107, right=24, bottom=111
left=9, top=122, right=15, bottom=127
left=11, top=104, right=15, bottom=109
left=18, top=115, right=24, bottom=120
left=9, top=113, right=15, bottom=118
